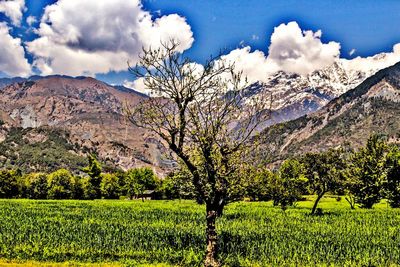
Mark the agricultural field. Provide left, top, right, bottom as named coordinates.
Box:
left=0, top=197, right=399, bottom=267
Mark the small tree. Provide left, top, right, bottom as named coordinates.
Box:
left=127, top=41, right=270, bottom=266
left=100, top=173, right=121, bottom=199
left=47, top=169, right=74, bottom=199
left=385, top=145, right=400, bottom=208
left=240, top=166, right=274, bottom=202
left=272, top=159, right=307, bottom=210
left=125, top=168, right=158, bottom=200
left=301, top=149, right=347, bottom=214
left=23, top=173, right=48, bottom=199
left=82, top=154, right=102, bottom=199
left=162, top=167, right=196, bottom=200
left=347, top=134, right=387, bottom=208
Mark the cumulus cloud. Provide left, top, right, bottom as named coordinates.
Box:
left=220, top=21, right=400, bottom=84
left=0, top=0, right=25, bottom=26
left=221, top=46, right=273, bottom=83
left=268, top=21, right=340, bottom=74
left=26, top=0, right=194, bottom=76
left=221, top=21, right=341, bottom=82
left=0, top=22, right=31, bottom=77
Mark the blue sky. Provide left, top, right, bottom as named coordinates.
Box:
left=143, top=0, right=400, bottom=61
left=0, top=0, right=400, bottom=86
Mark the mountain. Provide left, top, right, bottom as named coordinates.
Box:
left=242, top=60, right=379, bottom=128
left=259, top=61, right=400, bottom=162
left=0, top=58, right=395, bottom=173
left=0, top=77, right=27, bottom=89
left=0, top=76, right=174, bottom=175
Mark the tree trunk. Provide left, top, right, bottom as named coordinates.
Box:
left=311, top=193, right=325, bottom=214
left=345, top=195, right=355, bottom=209
left=204, top=208, right=219, bottom=267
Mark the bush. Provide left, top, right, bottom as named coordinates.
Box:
left=161, top=169, right=196, bottom=200
left=47, top=169, right=75, bottom=199
left=272, top=159, right=308, bottom=210
left=79, top=176, right=97, bottom=200
left=124, top=167, right=158, bottom=199
left=22, top=173, right=48, bottom=199
left=100, top=173, right=120, bottom=199
left=82, top=155, right=102, bottom=198
left=0, top=169, right=20, bottom=198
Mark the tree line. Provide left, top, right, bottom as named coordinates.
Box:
left=0, top=155, right=160, bottom=200
left=0, top=134, right=399, bottom=212
left=162, top=133, right=400, bottom=214
left=236, top=134, right=400, bottom=214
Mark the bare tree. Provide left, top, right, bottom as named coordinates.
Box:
left=126, top=40, right=270, bottom=267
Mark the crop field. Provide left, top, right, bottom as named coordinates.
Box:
left=0, top=197, right=399, bottom=267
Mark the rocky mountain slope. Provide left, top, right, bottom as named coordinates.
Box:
left=243, top=60, right=378, bottom=128
left=0, top=57, right=397, bottom=173
left=0, top=76, right=174, bottom=174
left=259, top=61, right=400, bottom=162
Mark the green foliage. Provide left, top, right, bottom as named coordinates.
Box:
left=22, top=173, right=48, bottom=199
left=100, top=173, right=121, bottom=199
left=301, top=148, right=348, bottom=213
left=241, top=167, right=274, bottom=201
left=82, top=154, right=102, bottom=198
left=0, top=169, right=20, bottom=198
left=0, top=198, right=398, bottom=266
left=124, top=167, right=158, bottom=199
left=161, top=169, right=195, bottom=200
left=0, top=127, right=87, bottom=173
left=47, top=169, right=75, bottom=199
left=385, top=145, right=400, bottom=208
left=79, top=176, right=97, bottom=200
left=272, top=159, right=307, bottom=210
left=347, top=134, right=387, bottom=208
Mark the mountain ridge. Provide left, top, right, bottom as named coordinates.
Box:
left=259, top=61, right=400, bottom=163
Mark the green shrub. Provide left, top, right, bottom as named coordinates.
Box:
left=347, top=134, right=387, bottom=208
left=82, top=155, right=102, bottom=198
left=47, top=169, right=74, bottom=199
left=22, top=173, right=48, bottom=199
left=124, top=167, right=158, bottom=199
left=79, top=176, right=97, bottom=200
left=100, top=173, right=120, bottom=199
left=0, top=169, right=20, bottom=198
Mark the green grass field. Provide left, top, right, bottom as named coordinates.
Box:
left=0, top=196, right=399, bottom=266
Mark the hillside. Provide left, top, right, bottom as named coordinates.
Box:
left=260, top=61, right=400, bottom=162
left=0, top=76, right=174, bottom=174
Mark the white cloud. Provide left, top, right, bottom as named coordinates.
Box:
left=341, top=43, right=400, bottom=73
left=221, top=46, right=274, bottom=83
left=26, top=15, right=36, bottom=26
left=26, top=0, right=194, bottom=76
left=0, top=0, right=25, bottom=26
left=0, top=22, right=31, bottom=77
left=221, top=21, right=341, bottom=82
left=251, top=34, right=260, bottom=40
left=267, top=21, right=340, bottom=75
left=123, top=78, right=151, bottom=95
left=349, top=48, right=356, bottom=56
